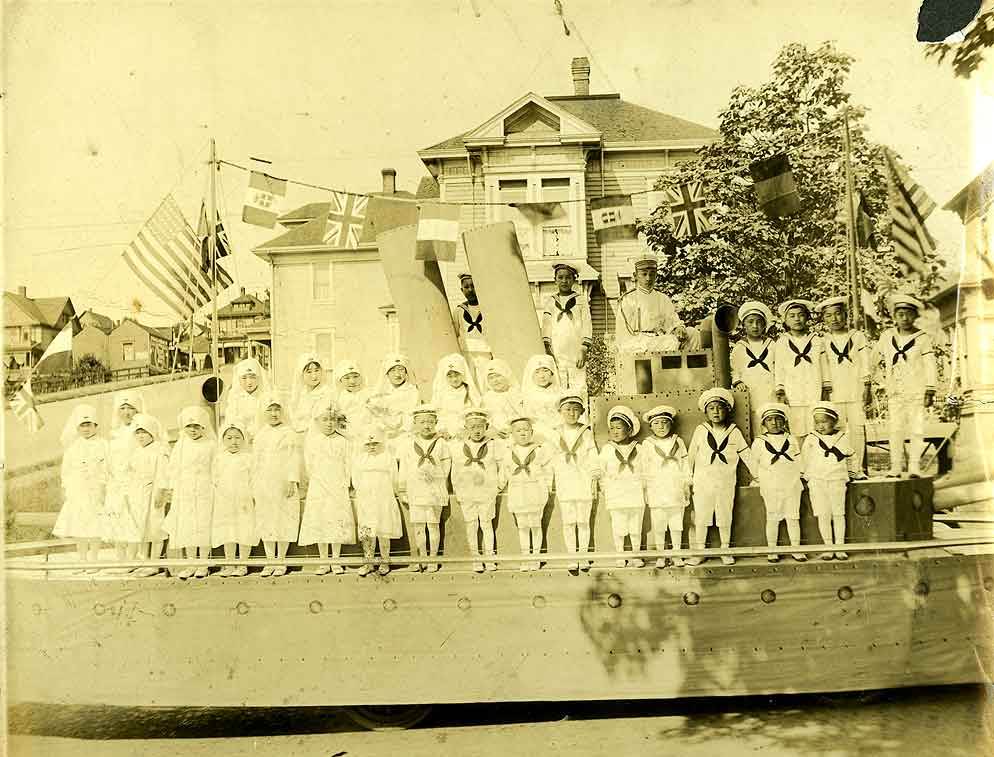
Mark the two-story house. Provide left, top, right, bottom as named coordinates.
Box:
left=107, top=318, right=171, bottom=375
left=3, top=286, right=77, bottom=374
left=212, top=287, right=271, bottom=367
left=72, top=309, right=115, bottom=367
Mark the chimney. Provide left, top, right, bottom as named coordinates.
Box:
left=240, top=286, right=246, bottom=296
left=381, top=168, right=397, bottom=195
left=571, top=57, right=590, bottom=96
left=17, top=285, right=27, bottom=297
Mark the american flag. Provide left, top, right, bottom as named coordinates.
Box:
left=122, top=195, right=227, bottom=317
left=884, top=149, right=936, bottom=274
left=665, top=181, right=713, bottom=239
left=323, top=191, right=368, bottom=248
left=11, top=378, right=43, bottom=432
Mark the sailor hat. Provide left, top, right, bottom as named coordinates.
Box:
left=887, top=292, right=923, bottom=314
left=457, top=271, right=474, bottom=281
left=507, top=413, right=535, bottom=426
left=607, top=405, right=641, bottom=436
left=558, top=393, right=587, bottom=411
left=737, top=301, right=774, bottom=326
left=552, top=262, right=580, bottom=278
left=698, top=388, right=735, bottom=413
left=811, top=402, right=840, bottom=420
left=630, top=252, right=659, bottom=271
left=777, top=299, right=816, bottom=320
left=758, top=402, right=789, bottom=421
left=642, top=404, right=678, bottom=424
left=816, top=295, right=848, bottom=314
left=411, top=404, right=438, bottom=418
left=463, top=407, right=490, bottom=422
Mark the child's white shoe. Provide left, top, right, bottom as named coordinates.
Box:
left=426, top=563, right=439, bottom=573
left=271, top=565, right=287, bottom=577
left=193, top=566, right=208, bottom=579
left=767, top=554, right=780, bottom=563
left=473, top=562, right=485, bottom=573
left=720, top=555, right=735, bottom=566
left=332, top=564, right=345, bottom=575
left=671, top=557, right=685, bottom=567
left=627, top=558, right=645, bottom=568
left=177, top=567, right=196, bottom=579
left=684, top=556, right=703, bottom=566
left=655, top=558, right=668, bottom=569
left=614, top=559, right=627, bottom=568
left=519, top=563, right=530, bottom=572
left=819, top=552, right=835, bottom=561
left=233, top=565, right=248, bottom=577
left=835, top=551, right=849, bottom=560
left=358, top=564, right=373, bottom=577
left=791, top=553, right=807, bottom=562
left=377, top=564, right=391, bottom=576
left=314, top=565, right=330, bottom=575
left=259, top=566, right=275, bottom=578
left=407, top=563, right=422, bottom=573
left=485, top=562, right=498, bottom=572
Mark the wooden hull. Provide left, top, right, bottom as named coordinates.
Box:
left=7, top=549, right=993, bottom=707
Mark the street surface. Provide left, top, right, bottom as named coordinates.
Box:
left=6, top=684, right=992, bottom=756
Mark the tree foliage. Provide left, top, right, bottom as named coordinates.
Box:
left=639, top=42, right=945, bottom=327
left=925, top=8, right=994, bottom=78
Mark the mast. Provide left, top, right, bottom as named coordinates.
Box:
left=209, top=137, right=220, bottom=427
left=841, top=107, right=863, bottom=330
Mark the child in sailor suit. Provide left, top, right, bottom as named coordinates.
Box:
left=541, top=263, right=593, bottom=391
left=774, top=299, right=831, bottom=439
left=598, top=405, right=646, bottom=568
left=501, top=416, right=553, bottom=571
left=873, top=294, right=937, bottom=478
left=818, top=296, right=871, bottom=477
left=750, top=403, right=806, bottom=563
left=802, top=403, right=854, bottom=561
left=551, top=395, right=601, bottom=573
left=731, top=301, right=776, bottom=434
left=687, top=389, right=756, bottom=566
left=396, top=406, right=452, bottom=572
left=450, top=408, right=502, bottom=572
left=640, top=405, right=689, bottom=568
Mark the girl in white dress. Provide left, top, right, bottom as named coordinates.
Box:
left=521, top=354, right=562, bottom=444
left=161, top=406, right=215, bottom=579
left=290, top=352, right=334, bottom=435
left=367, top=353, right=421, bottom=447
left=253, top=391, right=301, bottom=577
left=53, top=404, right=109, bottom=572
left=212, top=422, right=257, bottom=577
left=352, top=428, right=403, bottom=576
left=431, top=353, right=480, bottom=439
left=104, top=390, right=144, bottom=571
left=480, top=358, right=523, bottom=439
left=223, top=358, right=269, bottom=444
left=334, top=358, right=372, bottom=440
left=127, top=413, right=170, bottom=576
left=300, top=399, right=355, bottom=574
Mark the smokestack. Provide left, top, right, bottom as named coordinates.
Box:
left=571, top=57, right=590, bottom=96
left=240, top=286, right=246, bottom=296
left=17, top=285, right=27, bottom=297
left=381, top=168, right=397, bottom=195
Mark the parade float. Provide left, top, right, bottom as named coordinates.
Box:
left=6, top=138, right=993, bottom=732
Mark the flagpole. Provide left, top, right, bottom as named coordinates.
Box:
left=209, top=137, right=220, bottom=429
left=841, top=107, right=863, bottom=330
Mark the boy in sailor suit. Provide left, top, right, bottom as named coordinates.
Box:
left=750, top=402, right=806, bottom=563
left=774, top=299, right=831, bottom=440
left=873, top=294, right=937, bottom=478
left=500, top=415, right=553, bottom=571
left=396, top=405, right=452, bottom=572
left=801, top=402, right=854, bottom=560
left=615, top=252, right=688, bottom=356
left=598, top=405, right=647, bottom=568
left=542, top=263, right=593, bottom=392
left=452, top=273, right=492, bottom=384
left=817, top=295, right=871, bottom=478
left=640, top=405, right=689, bottom=568
left=687, top=388, right=756, bottom=565
left=731, top=301, right=776, bottom=433
left=450, top=408, right=502, bottom=573
left=551, top=394, right=601, bottom=574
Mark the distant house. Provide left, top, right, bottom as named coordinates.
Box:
left=254, top=168, right=418, bottom=388
left=212, top=287, right=272, bottom=367
left=72, top=309, right=115, bottom=367
left=108, top=318, right=171, bottom=374
left=3, top=286, right=77, bottom=374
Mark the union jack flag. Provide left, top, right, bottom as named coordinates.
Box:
left=323, top=191, right=368, bottom=248
left=11, top=378, right=44, bottom=432
left=665, top=181, right=713, bottom=239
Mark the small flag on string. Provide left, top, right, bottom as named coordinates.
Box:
left=11, top=377, right=44, bottom=432
left=590, top=195, right=636, bottom=242
left=198, top=204, right=235, bottom=288
left=645, top=188, right=668, bottom=216
left=509, top=202, right=566, bottom=223
left=665, top=181, right=714, bottom=239
left=33, top=322, right=73, bottom=374
left=242, top=170, right=287, bottom=228
left=884, top=148, right=935, bottom=275
left=324, top=191, right=368, bottom=249
left=416, top=203, right=461, bottom=262
left=749, top=153, right=801, bottom=217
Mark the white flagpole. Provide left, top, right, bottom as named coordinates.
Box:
left=841, top=107, right=863, bottom=331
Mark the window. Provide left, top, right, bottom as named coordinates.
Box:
left=122, top=341, right=135, bottom=362
left=312, top=262, right=333, bottom=301
left=313, top=330, right=335, bottom=369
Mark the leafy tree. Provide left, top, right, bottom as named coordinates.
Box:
left=925, top=8, right=994, bottom=78
left=639, top=42, right=944, bottom=328
left=71, top=354, right=110, bottom=382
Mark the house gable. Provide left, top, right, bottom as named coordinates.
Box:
left=461, top=93, right=602, bottom=149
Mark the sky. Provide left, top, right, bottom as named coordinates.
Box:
left=4, top=0, right=992, bottom=325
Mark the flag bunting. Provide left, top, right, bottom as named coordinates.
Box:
left=749, top=153, right=801, bottom=217
left=11, top=378, right=44, bottom=432
left=664, top=181, right=714, bottom=239
left=590, top=195, right=636, bottom=242
left=324, top=191, right=368, bottom=249
left=242, top=170, right=288, bottom=228
left=416, top=203, right=461, bottom=262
